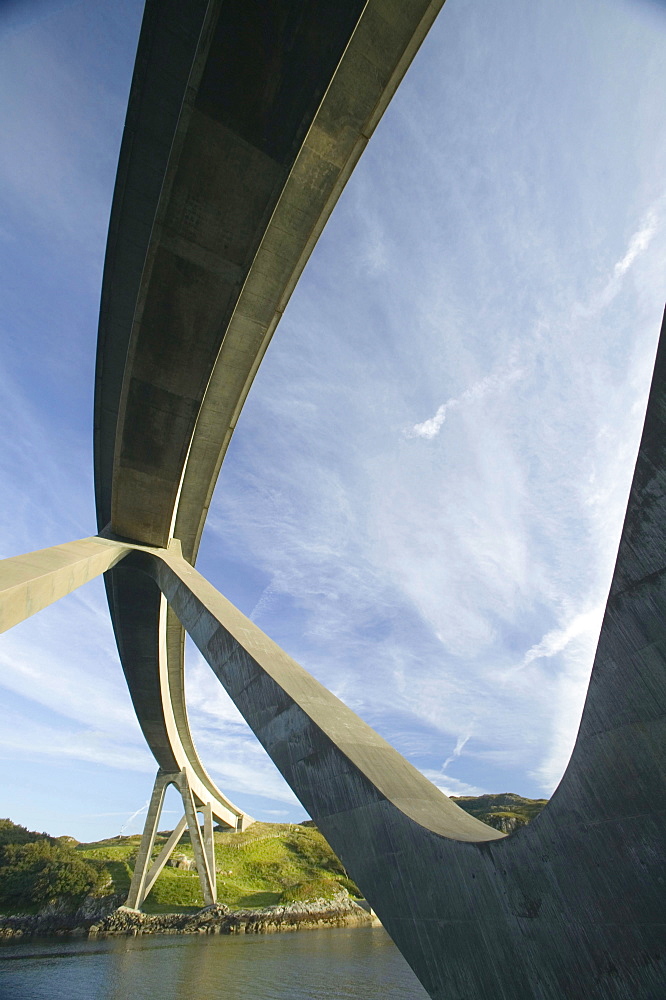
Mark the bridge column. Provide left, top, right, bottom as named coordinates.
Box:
left=125, top=768, right=172, bottom=910
left=125, top=767, right=217, bottom=911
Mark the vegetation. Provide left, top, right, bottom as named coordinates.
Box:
left=75, top=821, right=361, bottom=914
left=0, top=795, right=547, bottom=914
left=451, top=792, right=548, bottom=831
left=279, top=877, right=344, bottom=904
left=0, top=821, right=105, bottom=912
left=0, top=818, right=54, bottom=848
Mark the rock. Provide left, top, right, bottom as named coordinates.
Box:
left=75, top=893, right=124, bottom=921
left=485, top=815, right=527, bottom=834
left=0, top=894, right=124, bottom=941
left=166, top=853, right=197, bottom=871
left=0, top=888, right=371, bottom=940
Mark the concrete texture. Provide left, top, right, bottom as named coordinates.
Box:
left=129, top=312, right=665, bottom=998
left=0, top=535, right=246, bottom=830
left=0, top=536, right=130, bottom=634
left=3, top=0, right=662, bottom=992
left=99, top=543, right=247, bottom=829
left=94, top=0, right=445, bottom=846
left=126, top=767, right=217, bottom=910
left=95, top=0, right=441, bottom=554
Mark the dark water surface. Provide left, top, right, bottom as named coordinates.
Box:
left=0, top=925, right=429, bottom=1000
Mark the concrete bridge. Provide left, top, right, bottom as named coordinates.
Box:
left=1, top=1, right=664, bottom=997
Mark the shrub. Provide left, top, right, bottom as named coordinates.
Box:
left=0, top=818, right=54, bottom=848
left=0, top=839, right=106, bottom=909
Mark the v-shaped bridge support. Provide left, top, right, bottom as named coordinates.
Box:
left=125, top=767, right=217, bottom=911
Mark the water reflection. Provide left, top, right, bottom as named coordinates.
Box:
left=0, top=925, right=429, bottom=1000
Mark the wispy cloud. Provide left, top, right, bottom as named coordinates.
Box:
left=421, top=769, right=487, bottom=799
left=2, top=0, right=665, bottom=842
left=410, top=365, right=524, bottom=440
left=204, top=93, right=664, bottom=801
left=521, top=605, right=606, bottom=670
left=0, top=706, right=153, bottom=774
left=118, top=801, right=151, bottom=836
left=578, top=200, right=664, bottom=317
left=441, top=731, right=473, bottom=772
left=614, top=211, right=659, bottom=278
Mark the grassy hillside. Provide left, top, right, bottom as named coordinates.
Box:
left=1, top=794, right=548, bottom=914
left=77, top=822, right=359, bottom=914
left=70, top=795, right=549, bottom=909
left=452, top=792, right=548, bottom=832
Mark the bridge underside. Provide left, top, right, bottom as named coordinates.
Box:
left=94, top=0, right=445, bottom=830
left=2, top=311, right=665, bottom=994
left=39, top=0, right=663, bottom=994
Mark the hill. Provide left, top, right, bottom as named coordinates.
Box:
left=0, top=794, right=547, bottom=914
left=452, top=792, right=548, bottom=833
left=77, top=821, right=358, bottom=914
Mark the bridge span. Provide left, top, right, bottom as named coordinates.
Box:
left=0, top=1, right=664, bottom=997
left=94, top=0, right=444, bottom=832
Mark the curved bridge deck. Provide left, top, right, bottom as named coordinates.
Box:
left=1, top=0, right=661, bottom=997
left=94, top=0, right=444, bottom=828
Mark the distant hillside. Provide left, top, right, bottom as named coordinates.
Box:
left=451, top=792, right=548, bottom=833
left=0, top=794, right=548, bottom=914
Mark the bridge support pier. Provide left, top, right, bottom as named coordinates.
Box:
left=1, top=310, right=664, bottom=995
left=126, top=767, right=217, bottom=911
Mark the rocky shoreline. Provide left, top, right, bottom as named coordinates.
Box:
left=0, top=890, right=375, bottom=941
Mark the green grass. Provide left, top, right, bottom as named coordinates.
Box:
left=75, top=822, right=360, bottom=912
left=280, top=877, right=343, bottom=904
left=74, top=800, right=549, bottom=911
left=1, top=796, right=548, bottom=915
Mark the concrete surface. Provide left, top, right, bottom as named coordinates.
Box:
left=4, top=0, right=662, bottom=992
left=132, top=312, right=665, bottom=997
left=0, top=534, right=245, bottom=829
left=94, top=0, right=445, bottom=844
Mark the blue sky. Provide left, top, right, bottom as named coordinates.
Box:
left=1, top=0, right=665, bottom=842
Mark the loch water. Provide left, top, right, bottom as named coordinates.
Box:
left=0, top=924, right=429, bottom=1000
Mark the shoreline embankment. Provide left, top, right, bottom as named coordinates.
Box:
left=0, top=891, right=378, bottom=941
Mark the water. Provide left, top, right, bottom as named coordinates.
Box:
left=0, top=925, right=429, bottom=1000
